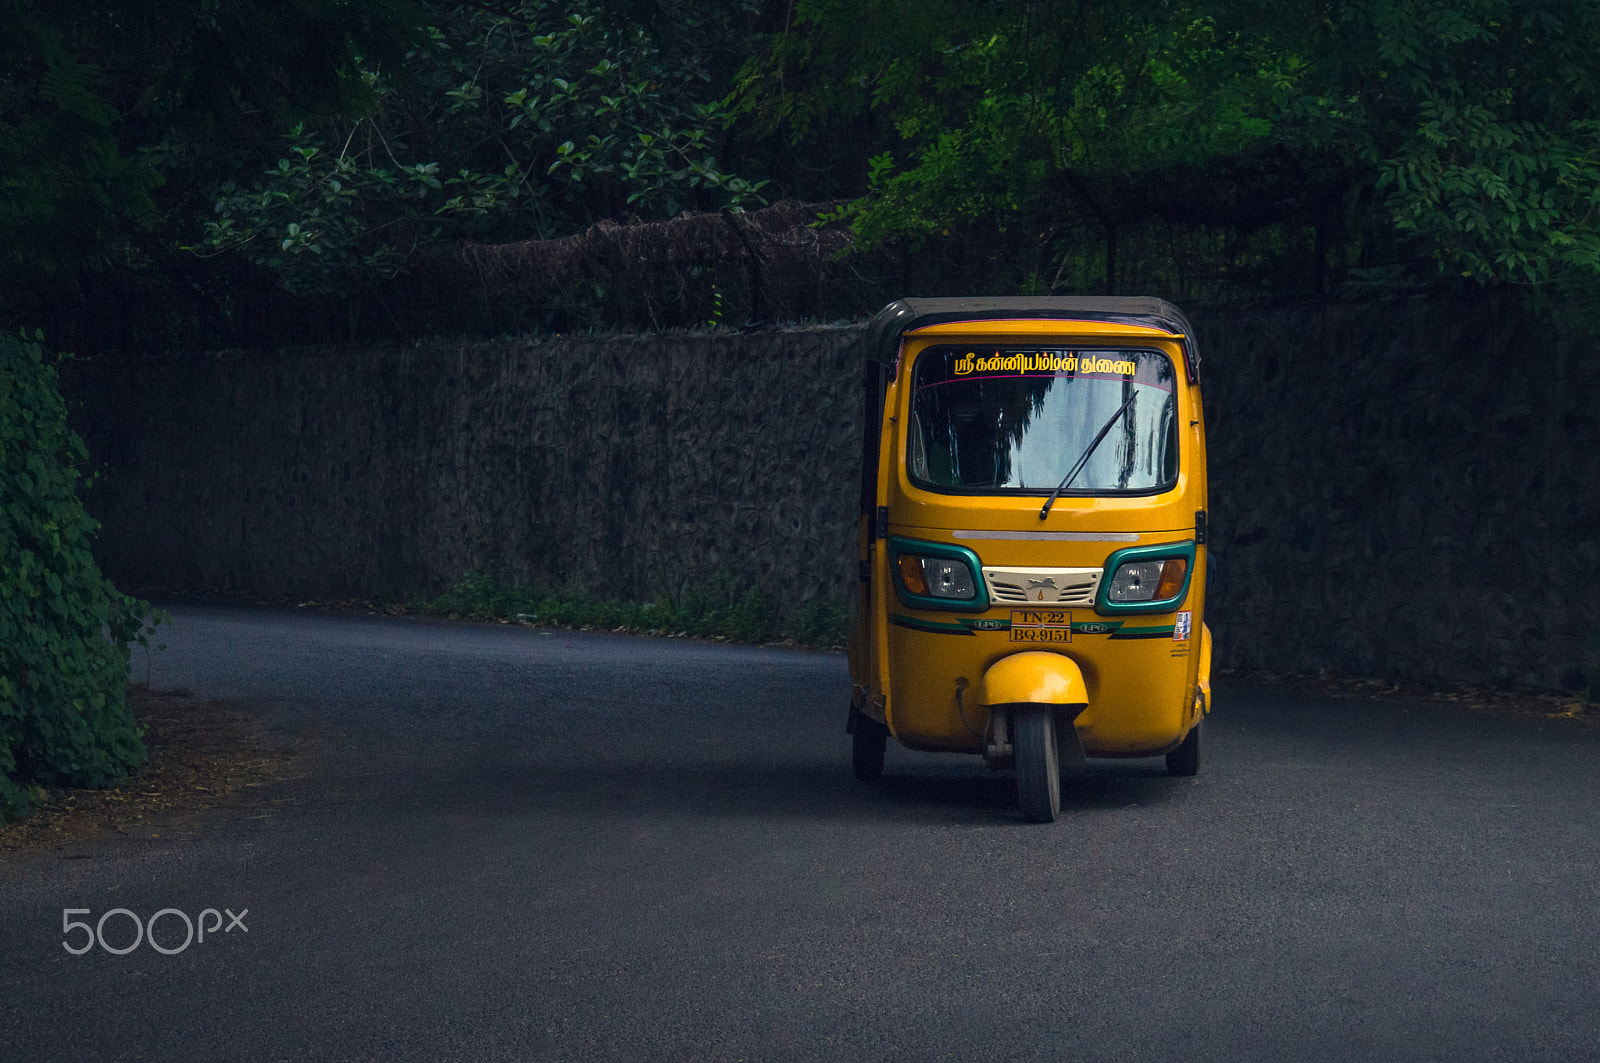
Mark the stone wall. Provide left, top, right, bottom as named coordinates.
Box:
left=62, top=294, right=1600, bottom=691
left=67, top=329, right=864, bottom=608
left=1198, top=294, right=1599, bottom=691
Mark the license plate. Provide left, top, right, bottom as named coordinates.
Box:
left=1009, top=610, right=1071, bottom=643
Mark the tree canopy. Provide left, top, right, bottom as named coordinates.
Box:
left=4, top=0, right=1599, bottom=344
left=194, top=1, right=768, bottom=299
left=733, top=0, right=1600, bottom=314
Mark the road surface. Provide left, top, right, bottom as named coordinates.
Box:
left=4, top=603, right=1600, bottom=1062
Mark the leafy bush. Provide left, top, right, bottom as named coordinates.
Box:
left=196, top=0, right=767, bottom=297
left=0, top=332, right=152, bottom=822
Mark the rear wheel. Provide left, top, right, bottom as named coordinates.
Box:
left=1166, top=720, right=1201, bottom=777
left=1014, top=710, right=1061, bottom=823
left=852, top=716, right=887, bottom=781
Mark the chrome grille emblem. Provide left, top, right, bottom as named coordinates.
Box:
left=983, top=567, right=1102, bottom=605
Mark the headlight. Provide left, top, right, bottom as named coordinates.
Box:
left=1096, top=542, right=1196, bottom=614
left=899, top=554, right=977, bottom=599
left=888, top=537, right=988, bottom=611
left=924, top=557, right=977, bottom=599
left=1108, top=557, right=1188, bottom=602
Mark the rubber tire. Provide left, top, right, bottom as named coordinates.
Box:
left=852, top=718, right=887, bottom=781
left=1014, top=710, right=1061, bottom=823
left=1166, top=720, right=1201, bottom=777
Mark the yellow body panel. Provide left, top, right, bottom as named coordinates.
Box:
left=849, top=316, right=1210, bottom=760
left=976, top=651, right=1088, bottom=708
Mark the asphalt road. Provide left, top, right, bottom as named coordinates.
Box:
left=5, top=604, right=1600, bottom=1062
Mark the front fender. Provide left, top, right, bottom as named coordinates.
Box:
left=976, top=651, right=1088, bottom=710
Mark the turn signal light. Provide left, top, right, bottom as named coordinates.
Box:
left=899, top=554, right=929, bottom=596
left=1154, top=558, right=1189, bottom=600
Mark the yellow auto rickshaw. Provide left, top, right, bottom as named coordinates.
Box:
left=847, top=297, right=1212, bottom=822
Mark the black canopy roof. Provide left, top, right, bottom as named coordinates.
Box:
left=863, top=297, right=1199, bottom=382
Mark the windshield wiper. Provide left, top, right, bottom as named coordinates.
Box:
left=1039, top=391, right=1137, bottom=520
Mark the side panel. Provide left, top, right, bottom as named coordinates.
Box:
left=873, top=362, right=901, bottom=728
left=848, top=362, right=888, bottom=722
left=846, top=512, right=873, bottom=712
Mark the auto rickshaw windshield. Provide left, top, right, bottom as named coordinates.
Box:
left=908, top=345, right=1179, bottom=494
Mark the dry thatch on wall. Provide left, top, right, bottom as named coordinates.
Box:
left=445, top=199, right=856, bottom=329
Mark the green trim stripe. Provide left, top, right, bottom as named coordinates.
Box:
left=889, top=614, right=1146, bottom=637
left=1109, top=624, right=1177, bottom=639
left=889, top=613, right=977, bottom=635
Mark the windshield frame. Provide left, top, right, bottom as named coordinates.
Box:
left=903, top=343, right=1182, bottom=499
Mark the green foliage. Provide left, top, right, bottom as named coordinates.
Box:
left=733, top=0, right=1600, bottom=315
left=0, top=332, right=156, bottom=822
left=420, top=572, right=847, bottom=648
left=736, top=0, right=1292, bottom=244
left=1242, top=0, right=1600, bottom=314
left=195, top=1, right=767, bottom=295
left=0, top=0, right=426, bottom=280
left=1350, top=1, right=1600, bottom=316
left=195, top=129, right=485, bottom=295
left=0, top=1, right=164, bottom=277
left=10, top=0, right=1600, bottom=342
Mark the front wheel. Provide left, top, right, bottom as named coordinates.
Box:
left=852, top=716, right=887, bottom=781
left=1014, top=710, right=1061, bottom=823
left=1166, top=720, right=1201, bottom=777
